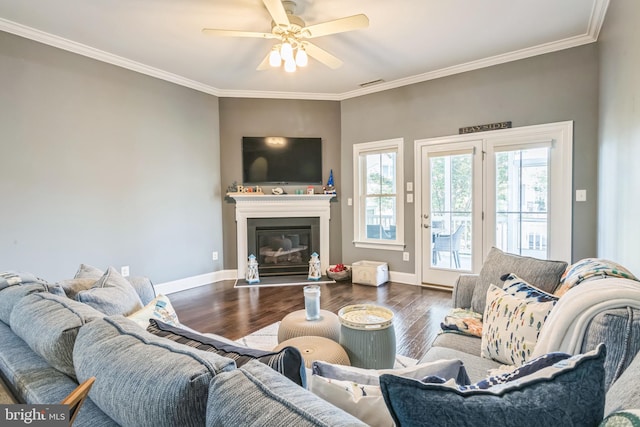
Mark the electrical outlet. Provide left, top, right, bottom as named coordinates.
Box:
left=402, top=252, right=410, bottom=261
left=212, top=251, right=219, bottom=261
left=347, top=198, right=353, bottom=206
left=120, top=266, right=130, bottom=277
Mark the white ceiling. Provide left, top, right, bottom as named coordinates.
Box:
left=0, top=0, right=608, bottom=101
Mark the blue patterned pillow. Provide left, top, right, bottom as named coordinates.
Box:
left=481, top=275, right=559, bottom=365
left=380, top=344, right=607, bottom=427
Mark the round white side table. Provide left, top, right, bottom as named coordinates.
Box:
left=277, top=309, right=341, bottom=343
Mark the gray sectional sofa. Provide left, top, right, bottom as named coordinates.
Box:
left=417, top=248, right=640, bottom=419
left=0, top=271, right=366, bottom=427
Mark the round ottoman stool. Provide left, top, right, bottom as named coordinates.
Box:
left=274, top=336, right=351, bottom=368
left=278, top=309, right=341, bottom=343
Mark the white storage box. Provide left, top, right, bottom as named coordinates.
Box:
left=351, top=261, right=389, bottom=287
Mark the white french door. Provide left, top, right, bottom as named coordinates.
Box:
left=415, top=122, right=573, bottom=288
left=419, top=141, right=483, bottom=286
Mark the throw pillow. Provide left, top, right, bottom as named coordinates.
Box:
left=481, top=278, right=558, bottom=365
left=440, top=307, right=483, bottom=337
left=471, top=247, right=567, bottom=314
left=146, top=319, right=306, bottom=387
left=379, top=344, right=607, bottom=427
left=311, top=358, right=470, bottom=386
left=74, top=263, right=104, bottom=280
left=127, top=294, right=180, bottom=328
left=311, top=359, right=470, bottom=427
left=57, top=278, right=98, bottom=299
left=75, top=266, right=143, bottom=316
left=555, top=258, right=639, bottom=297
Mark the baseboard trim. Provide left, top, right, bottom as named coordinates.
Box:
left=388, top=271, right=418, bottom=286
left=154, top=269, right=237, bottom=295
left=155, top=269, right=418, bottom=294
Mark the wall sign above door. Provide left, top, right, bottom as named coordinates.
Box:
left=459, top=121, right=512, bottom=134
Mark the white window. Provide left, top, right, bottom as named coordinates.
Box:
left=353, top=138, right=404, bottom=251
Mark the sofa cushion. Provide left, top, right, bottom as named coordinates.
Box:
left=440, top=308, right=483, bottom=337
left=147, top=319, right=306, bottom=387
left=481, top=278, right=558, bottom=365
left=0, top=284, right=48, bottom=325
left=470, top=247, right=567, bottom=314
left=10, top=293, right=104, bottom=379
left=581, top=307, right=640, bottom=392
left=380, top=344, right=606, bottom=427
left=76, top=267, right=143, bottom=316
left=73, top=316, right=236, bottom=427
left=0, top=271, right=48, bottom=291
left=206, top=359, right=368, bottom=427
left=0, top=321, right=117, bottom=426
left=604, top=339, right=640, bottom=417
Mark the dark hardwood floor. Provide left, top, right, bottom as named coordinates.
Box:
left=170, top=280, right=453, bottom=360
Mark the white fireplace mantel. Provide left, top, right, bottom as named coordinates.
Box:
left=230, top=194, right=335, bottom=278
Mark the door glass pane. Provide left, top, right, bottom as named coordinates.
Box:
left=495, top=147, right=549, bottom=258
left=430, top=153, right=472, bottom=270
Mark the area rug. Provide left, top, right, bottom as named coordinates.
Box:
left=234, top=275, right=336, bottom=288
left=236, top=322, right=417, bottom=368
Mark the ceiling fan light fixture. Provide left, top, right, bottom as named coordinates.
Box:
left=284, top=57, right=296, bottom=72
left=269, top=48, right=282, bottom=67
left=295, top=48, right=308, bottom=67
left=280, top=41, right=294, bottom=62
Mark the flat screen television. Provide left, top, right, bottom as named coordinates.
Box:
left=242, top=136, right=323, bottom=185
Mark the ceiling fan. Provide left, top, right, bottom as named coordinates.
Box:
left=202, top=0, right=369, bottom=72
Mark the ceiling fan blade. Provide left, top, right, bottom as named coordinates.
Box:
left=256, top=52, right=272, bottom=71
left=302, top=14, right=369, bottom=38
left=303, top=42, right=343, bottom=69
left=202, top=28, right=276, bottom=39
left=262, top=0, right=290, bottom=28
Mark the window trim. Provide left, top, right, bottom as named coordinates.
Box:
left=353, top=138, right=405, bottom=251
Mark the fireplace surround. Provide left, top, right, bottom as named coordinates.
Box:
left=230, top=194, right=334, bottom=278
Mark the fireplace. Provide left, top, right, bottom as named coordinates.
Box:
left=248, top=217, right=320, bottom=276
left=229, top=193, right=334, bottom=279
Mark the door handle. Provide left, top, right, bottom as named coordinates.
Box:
left=424, top=224, right=430, bottom=229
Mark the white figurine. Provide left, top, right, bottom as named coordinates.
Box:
left=246, top=254, right=260, bottom=284
left=308, top=252, right=321, bottom=281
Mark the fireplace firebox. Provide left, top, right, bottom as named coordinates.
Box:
left=248, top=217, right=320, bottom=276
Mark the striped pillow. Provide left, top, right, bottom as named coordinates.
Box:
left=147, top=319, right=306, bottom=387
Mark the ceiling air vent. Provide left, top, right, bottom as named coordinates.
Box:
left=359, top=79, right=385, bottom=88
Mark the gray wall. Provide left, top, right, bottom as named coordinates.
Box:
left=340, top=44, right=600, bottom=275
left=218, top=98, right=342, bottom=270
left=0, top=31, right=223, bottom=283
left=597, top=1, right=640, bottom=276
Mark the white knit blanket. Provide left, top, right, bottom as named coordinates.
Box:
left=531, top=278, right=640, bottom=358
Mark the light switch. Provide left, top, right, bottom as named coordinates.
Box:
left=576, top=189, right=587, bottom=202
left=406, top=182, right=413, bottom=192
left=407, top=194, right=413, bottom=203
left=347, top=198, right=353, bottom=206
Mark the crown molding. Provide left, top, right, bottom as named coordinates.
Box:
left=0, top=0, right=609, bottom=102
